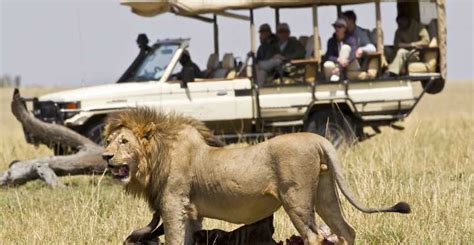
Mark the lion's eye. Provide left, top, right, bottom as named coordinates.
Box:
left=121, top=138, right=128, bottom=144
left=105, top=139, right=111, bottom=145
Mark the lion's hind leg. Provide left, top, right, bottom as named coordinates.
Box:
left=315, top=172, right=355, bottom=245
left=279, top=184, right=324, bottom=245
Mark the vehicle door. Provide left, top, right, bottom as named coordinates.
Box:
left=257, top=83, right=313, bottom=121
left=160, top=77, right=253, bottom=132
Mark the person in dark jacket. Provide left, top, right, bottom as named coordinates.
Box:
left=275, top=23, right=306, bottom=61
left=256, top=23, right=305, bottom=84
left=323, top=18, right=360, bottom=81
left=256, top=24, right=279, bottom=62
left=177, top=50, right=204, bottom=81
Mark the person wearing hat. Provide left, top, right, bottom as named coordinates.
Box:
left=275, top=23, right=305, bottom=61
left=256, top=23, right=279, bottom=62
left=323, top=17, right=359, bottom=81
left=384, top=14, right=430, bottom=77
left=256, top=23, right=305, bottom=84
left=177, top=49, right=204, bottom=80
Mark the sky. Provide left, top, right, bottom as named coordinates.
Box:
left=1, top=0, right=473, bottom=86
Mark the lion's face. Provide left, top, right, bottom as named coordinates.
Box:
left=102, top=127, right=141, bottom=184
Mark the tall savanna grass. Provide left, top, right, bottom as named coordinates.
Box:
left=0, top=81, right=472, bottom=243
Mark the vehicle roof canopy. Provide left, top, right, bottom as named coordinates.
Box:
left=121, top=0, right=429, bottom=17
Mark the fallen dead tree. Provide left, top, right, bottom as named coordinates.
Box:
left=0, top=89, right=106, bottom=187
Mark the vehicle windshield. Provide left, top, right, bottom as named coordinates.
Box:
left=131, top=43, right=180, bottom=81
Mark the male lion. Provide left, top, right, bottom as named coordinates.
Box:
left=103, top=108, right=411, bottom=245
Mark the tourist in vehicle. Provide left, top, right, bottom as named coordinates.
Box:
left=342, top=10, right=376, bottom=58
left=256, top=23, right=305, bottom=84
left=256, top=23, right=279, bottom=62
left=323, top=18, right=359, bottom=82
left=384, top=14, right=430, bottom=77
left=275, top=23, right=306, bottom=61
left=177, top=50, right=204, bottom=80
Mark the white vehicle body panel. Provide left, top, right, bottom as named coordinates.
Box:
left=39, top=78, right=418, bottom=127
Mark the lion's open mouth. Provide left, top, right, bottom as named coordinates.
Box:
left=108, top=164, right=130, bottom=179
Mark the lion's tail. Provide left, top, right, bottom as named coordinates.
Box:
left=321, top=140, right=411, bottom=214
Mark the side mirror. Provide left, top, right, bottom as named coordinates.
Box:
left=180, top=66, right=195, bottom=88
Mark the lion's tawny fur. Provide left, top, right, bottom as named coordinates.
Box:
left=103, top=107, right=410, bottom=245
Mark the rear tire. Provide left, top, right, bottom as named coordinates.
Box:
left=422, top=78, right=445, bottom=94
left=304, top=109, right=358, bottom=148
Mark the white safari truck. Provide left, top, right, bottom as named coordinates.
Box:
left=24, top=0, right=447, bottom=153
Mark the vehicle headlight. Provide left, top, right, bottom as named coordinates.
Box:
left=64, top=102, right=80, bottom=110
left=33, top=101, right=81, bottom=122
left=58, top=101, right=81, bottom=119
left=33, top=101, right=59, bottom=120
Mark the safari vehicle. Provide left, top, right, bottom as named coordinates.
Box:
left=24, top=0, right=447, bottom=151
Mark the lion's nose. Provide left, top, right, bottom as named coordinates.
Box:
left=102, top=152, right=114, bottom=161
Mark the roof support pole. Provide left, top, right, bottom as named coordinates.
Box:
left=312, top=5, right=321, bottom=63
left=250, top=9, right=256, bottom=53
left=213, top=14, right=219, bottom=55
left=375, top=0, right=384, bottom=56
left=275, top=7, right=280, bottom=28
left=337, top=5, right=342, bottom=17
left=436, top=0, right=447, bottom=79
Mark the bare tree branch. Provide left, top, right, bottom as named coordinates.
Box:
left=1, top=89, right=106, bottom=187
left=11, top=88, right=97, bottom=150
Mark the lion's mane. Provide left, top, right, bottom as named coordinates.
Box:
left=104, top=107, right=223, bottom=206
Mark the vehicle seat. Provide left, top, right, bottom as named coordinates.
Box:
left=408, top=19, right=439, bottom=74
left=205, top=53, right=220, bottom=78
left=347, top=53, right=381, bottom=80
left=298, top=36, right=309, bottom=49
left=212, top=53, right=236, bottom=79
left=304, top=35, right=322, bottom=58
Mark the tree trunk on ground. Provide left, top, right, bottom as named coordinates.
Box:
left=0, top=89, right=106, bottom=187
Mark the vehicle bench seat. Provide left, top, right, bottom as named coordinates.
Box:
left=212, top=53, right=236, bottom=79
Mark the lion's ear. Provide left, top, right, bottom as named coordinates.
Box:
left=140, top=122, right=156, bottom=140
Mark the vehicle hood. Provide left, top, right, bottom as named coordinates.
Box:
left=39, top=82, right=161, bottom=102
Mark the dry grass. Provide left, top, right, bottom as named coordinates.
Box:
left=0, top=81, right=472, bottom=244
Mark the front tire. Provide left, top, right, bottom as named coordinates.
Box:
left=304, top=109, right=358, bottom=148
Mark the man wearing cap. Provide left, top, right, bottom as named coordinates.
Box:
left=323, top=17, right=359, bottom=81
left=384, top=14, right=430, bottom=77
left=256, top=23, right=305, bottom=84
left=342, top=10, right=376, bottom=58
left=256, top=23, right=278, bottom=62
left=274, top=23, right=306, bottom=61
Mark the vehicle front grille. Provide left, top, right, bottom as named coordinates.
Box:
left=33, top=100, right=61, bottom=123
